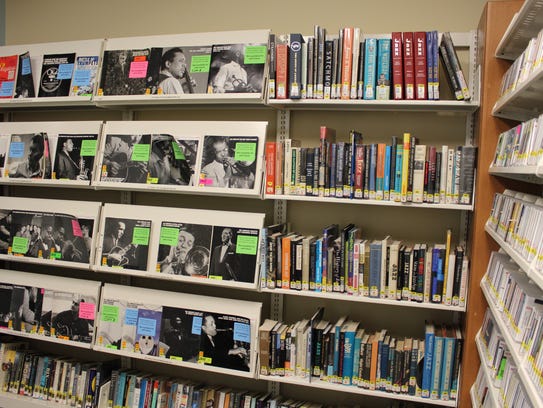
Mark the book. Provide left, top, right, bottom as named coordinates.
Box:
left=363, top=39, right=377, bottom=100
left=340, top=27, right=354, bottom=100
left=207, top=43, right=266, bottom=94
left=14, top=52, right=35, bottom=98
left=413, top=32, right=427, bottom=100
left=458, top=146, right=477, bottom=205
left=412, top=144, right=426, bottom=203
left=159, top=306, right=202, bottom=362
left=441, top=32, right=470, bottom=101
left=268, top=33, right=276, bottom=99
left=52, top=133, right=98, bottom=181
left=288, top=34, right=304, bottom=99
left=402, top=33, right=415, bottom=100
left=69, top=55, right=99, bottom=97
left=0, top=54, right=18, bottom=98
left=38, top=53, right=76, bottom=97
left=5, top=133, right=51, bottom=179
left=275, top=35, right=288, bottom=99
left=99, top=48, right=151, bottom=96
left=376, top=39, right=391, bottom=100
left=259, top=319, right=280, bottom=375
left=135, top=304, right=163, bottom=356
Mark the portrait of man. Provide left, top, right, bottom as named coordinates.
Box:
left=209, top=227, right=240, bottom=280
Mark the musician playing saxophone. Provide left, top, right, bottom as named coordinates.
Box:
left=158, top=47, right=196, bottom=94
left=56, top=138, right=87, bottom=180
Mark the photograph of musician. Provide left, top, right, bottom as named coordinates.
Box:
left=0, top=210, right=11, bottom=254
left=209, top=227, right=240, bottom=280
left=8, top=133, right=48, bottom=179
left=158, top=47, right=196, bottom=94
left=51, top=296, right=93, bottom=342
left=102, top=220, right=126, bottom=255
left=159, top=307, right=201, bottom=361
left=53, top=136, right=95, bottom=181
left=148, top=135, right=192, bottom=185
left=199, top=313, right=249, bottom=371
left=20, top=286, right=43, bottom=332
left=200, top=136, right=256, bottom=188
left=102, top=218, right=149, bottom=270
left=102, top=134, right=148, bottom=183
left=209, top=47, right=252, bottom=93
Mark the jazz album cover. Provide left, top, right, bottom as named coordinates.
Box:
left=100, top=134, right=152, bottom=183
left=51, top=291, right=96, bottom=343
left=99, top=49, right=152, bottom=96
left=39, top=288, right=54, bottom=336
left=159, top=306, right=202, bottom=362
left=147, top=134, right=195, bottom=186
left=121, top=300, right=140, bottom=352
left=52, top=213, right=92, bottom=264
left=96, top=297, right=125, bottom=350
left=0, top=54, right=18, bottom=99
left=156, top=221, right=212, bottom=278
left=20, top=286, right=44, bottom=334
left=14, top=52, right=35, bottom=98
left=9, top=210, right=55, bottom=259
left=135, top=304, right=163, bottom=356
left=100, top=217, right=151, bottom=271
left=70, top=55, right=99, bottom=97
left=5, top=133, right=51, bottom=179
left=208, top=225, right=260, bottom=283
left=0, top=284, right=14, bottom=328
left=199, top=135, right=258, bottom=189
left=0, top=135, right=9, bottom=177
left=37, top=53, right=76, bottom=98
left=207, top=43, right=266, bottom=94
left=0, top=209, right=11, bottom=255
left=52, top=133, right=98, bottom=181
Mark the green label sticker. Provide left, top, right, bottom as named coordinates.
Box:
left=236, top=235, right=258, bottom=255
left=190, top=55, right=211, bottom=73
left=159, top=227, right=179, bottom=246
left=106, top=344, right=119, bottom=350
left=80, top=139, right=97, bottom=157
left=244, top=46, right=267, bottom=64
left=50, top=252, right=62, bottom=259
left=171, top=142, right=185, bottom=160
left=132, top=227, right=150, bottom=245
left=12, top=236, right=29, bottom=254
left=209, top=275, right=223, bottom=280
left=131, top=144, right=150, bottom=162
left=234, top=142, right=256, bottom=162
left=101, top=304, right=119, bottom=322
left=169, top=356, right=183, bottom=361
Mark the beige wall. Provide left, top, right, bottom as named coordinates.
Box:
left=6, top=0, right=487, bottom=44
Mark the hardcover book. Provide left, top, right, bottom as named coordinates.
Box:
left=98, top=48, right=151, bottom=96
left=402, top=33, right=415, bottom=100
left=0, top=54, right=18, bottom=99
left=391, top=33, right=403, bottom=100
left=69, top=56, right=99, bottom=97
left=38, top=53, right=76, bottom=98
left=207, top=43, right=266, bottom=94
left=52, top=133, right=98, bottom=181
left=413, top=32, right=427, bottom=100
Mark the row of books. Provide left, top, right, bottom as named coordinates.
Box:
left=262, top=222, right=469, bottom=307
left=265, top=127, right=477, bottom=206
left=269, top=28, right=470, bottom=101
left=0, top=341, right=113, bottom=408
left=478, top=313, right=532, bottom=408
left=483, top=251, right=543, bottom=345
left=491, top=113, right=543, bottom=168
left=0, top=122, right=265, bottom=195
left=487, top=190, right=543, bottom=272
left=0, top=41, right=267, bottom=99
left=259, top=313, right=463, bottom=402
left=498, top=26, right=543, bottom=100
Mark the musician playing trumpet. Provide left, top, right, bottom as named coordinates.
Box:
left=158, top=47, right=196, bottom=94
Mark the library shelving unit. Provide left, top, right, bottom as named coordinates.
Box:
left=469, top=1, right=543, bottom=408
left=0, top=28, right=481, bottom=408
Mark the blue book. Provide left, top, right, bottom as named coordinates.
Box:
left=394, top=143, right=403, bottom=201
left=363, top=39, right=377, bottom=99
left=315, top=238, right=323, bottom=292
left=368, top=144, right=377, bottom=199
left=439, top=327, right=456, bottom=400
left=379, top=335, right=390, bottom=391
left=376, top=39, right=391, bottom=100
left=431, top=246, right=446, bottom=303
left=331, top=316, right=349, bottom=381
left=352, top=328, right=364, bottom=386
left=421, top=322, right=435, bottom=398
left=341, top=321, right=359, bottom=385
left=430, top=326, right=445, bottom=400
left=369, top=240, right=382, bottom=298
left=115, top=370, right=129, bottom=408
left=426, top=31, right=434, bottom=100
left=383, top=145, right=391, bottom=200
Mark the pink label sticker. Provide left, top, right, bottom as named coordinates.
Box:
left=40, top=288, right=44, bottom=294
left=199, top=177, right=213, bottom=186
left=72, top=219, right=82, bottom=237
left=129, top=61, right=148, bottom=78
left=79, top=302, right=96, bottom=320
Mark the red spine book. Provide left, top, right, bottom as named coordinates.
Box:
left=265, top=142, right=277, bottom=195
left=414, top=31, right=427, bottom=100
left=402, top=32, right=415, bottom=100
left=276, top=38, right=289, bottom=99
left=341, top=27, right=354, bottom=100
left=391, top=32, right=403, bottom=100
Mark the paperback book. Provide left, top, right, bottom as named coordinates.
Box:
left=38, top=53, right=76, bottom=97
left=0, top=54, right=18, bottom=99
left=135, top=304, right=163, bottom=356
left=5, top=133, right=51, bottom=179
left=159, top=306, right=203, bottom=362
left=98, top=48, right=152, bottom=96
left=52, top=133, right=98, bottom=181
left=70, top=55, right=99, bottom=97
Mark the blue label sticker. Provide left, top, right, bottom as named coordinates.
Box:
left=9, top=141, right=25, bottom=158
left=21, top=58, right=31, bottom=75
left=137, top=317, right=157, bottom=336
left=0, top=81, right=15, bottom=97
left=56, top=63, right=74, bottom=80
left=191, top=316, right=202, bottom=335
left=71, top=69, right=91, bottom=87
left=233, top=322, right=251, bottom=343
left=124, top=308, right=138, bottom=326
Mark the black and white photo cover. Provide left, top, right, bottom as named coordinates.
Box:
left=148, top=134, right=194, bottom=186
left=53, top=133, right=98, bottom=181
left=209, top=225, right=259, bottom=283
left=39, top=288, right=54, bottom=336
left=99, top=49, right=152, bottom=96
left=96, top=297, right=126, bottom=350
left=199, top=135, right=258, bottom=189
left=20, top=285, right=44, bottom=333
left=121, top=300, right=140, bottom=352
left=53, top=213, right=92, bottom=264
left=0, top=284, right=13, bottom=328
left=199, top=312, right=251, bottom=372
left=207, top=44, right=266, bottom=94
left=156, top=221, right=212, bottom=278
left=9, top=210, right=55, bottom=259
left=38, top=53, right=76, bottom=98
left=159, top=306, right=202, bottom=362
left=135, top=304, right=162, bottom=356
left=101, top=217, right=151, bottom=271
left=51, top=291, right=96, bottom=343
left=0, top=134, right=9, bottom=177
left=14, top=52, right=35, bottom=98
left=6, top=133, right=51, bottom=179
left=100, top=134, right=151, bottom=183
left=0, top=209, right=11, bottom=255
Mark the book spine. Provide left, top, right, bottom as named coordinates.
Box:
left=357, top=40, right=365, bottom=99
left=422, top=325, right=435, bottom=398
left=288, top=33, right=304, bottom=99
left=442, top=32, right=470, bottom=100
left=392, top=33, right=403, bottom=100
left=354, top=144, right=365, bottom=199
left=341, top=27, right=354, bottom=100
left=414, top=33, right=428, bottom=99
left=403, top=32, right=415, bottom=100
left=265, top=142, right=276, bottom=195
left=323, top=40, right=334, bottom=100
left=316, top=26, right=325, bottom=99
left=401, top=133, right=411, bottom=202
left=276, top=40, right=289, bottom=99
left=363, top=39, right=377, bottom=100
left=268, top=34, right=276, bottom=99
left=376, top=39, right=391, bottom=100
left=350, top=28, right=361, bottom=100
left=426, top=31, right=434, bottom=101
left=439, top=41, right=463, bottom=101
left=306, top=37, right=314, bottom=99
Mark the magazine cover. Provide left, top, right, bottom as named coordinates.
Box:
left=39, top=288, right=54, bottom=336
left=147, top=134, right=194, bottom=186
left=69, top=55, right=99, bottom=97
left=199, top=135, right=258, bottom=189
left=14, top=52, right=35, bottom=98
left=37, top=53, right=76, bottom=97
left=100, top=134, right=152, bottom=183
left=100, top=217, right=151, bottom=271
left=53, top=213, right=92, bottom=264
left=148, top=46, right=212, bottom=95
left=156, top=221, right=212, bottom=277
left=198, top=312, right=251, bottom=372
left=121, top=300, right=139, bottom=352
left=9, top=210, right=55, bottom=259
left=98, top=49, right=151, bottom=96
left=51, top=291, right=95, bottom=343
left=0, top=54, right=18, bottom=99
left=21, top=286, right=43, bottom=334
left=207, top=43, right=266, bottom=94
left=208, top=226, right=260, bottom=283
left=52, top=133, right=98, bottom=181
left=135, top=304, right=163, bottom=356
left=159, top=306, right=202, bottom=362
left=5, top=133, right=51, bottom=179
left=0, top=284, right=13, bottom=328
left=96, top=297, right=125, bottom=350
left=0, top=209, right=11, bottom=255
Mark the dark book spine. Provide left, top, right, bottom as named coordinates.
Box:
left=459, top=146, right=477, bottom=205
left=306, top=37, right=315, bottom=99
left=344, top=143, right=353, bottom=198
left=335, top=142, right=344, bottom=198
left=363, top=145, right=371, bottom=199
left=410, top=247, right=419, bottom=298
left=452, top=247, right=464, bottom=304
left=312, top=147, right=320, bottom=196
left=438, top=43, right=463, bottom=100
left=335, top=29, right=344, bottom=99
left=324, top=40, right=334, bottom=99
left=408, top=344, right=418, bottom=395
left=312, top=328, right=324, bottom=377
left=289, top=33, right=304, bottom=99
left=306, top=148, right=315, bottom=196
left=357, top=40, right=365, bottom=99
left=268, top=34, right=276, bottom=99
left=434, top=152, right=442, bottom=203
left=407, top=135, right=416, bottom=202
left=427, top=146, right=437, bottom=202
left=416, top=246, right=426, bottom=302
left=328, top=143, right=336, bottom=196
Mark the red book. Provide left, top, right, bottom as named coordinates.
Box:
left=391, top=32, right=403, bottom=100
left=414, top=31, right=427, bottom=100
left=0, top=54, right=18, bottom=99
left=275, top=40, right=289, bottom=99
left=341, top=27, right=354, bottom=100
left=274, top=140, right=284, bottom=195
left=402, top=32, right=415, bottom=100
left=265, top=142, right=277, bottom=195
